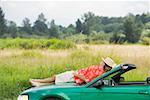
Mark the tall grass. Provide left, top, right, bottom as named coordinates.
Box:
left=0, top=38, right=76, bottom=49
left=0, top=44, right=149, bottom=99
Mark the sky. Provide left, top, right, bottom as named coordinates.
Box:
left=0, top=0, right=150, bottom=26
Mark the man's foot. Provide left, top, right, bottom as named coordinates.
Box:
left=30, top=80, right=54, bottom=87
left=29, top=79, right=41, bottom=87
left=30, top=79, right=42, bottom=83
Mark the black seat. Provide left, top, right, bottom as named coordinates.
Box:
left=146, top=77, right=150, bottom=84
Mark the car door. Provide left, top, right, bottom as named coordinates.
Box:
left=80, top=87, right=103, bottom=100
left=81, top=85, right=150, bottom=100
left=99, top=85, right=150, bottom=100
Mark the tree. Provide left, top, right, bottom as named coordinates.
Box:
left=110, top=33, right=126, bottom=44
left=21, top=17, right=32, bottom=34
left=33, top=13, right=48, bottom=35
left=66, top=24, right=75, bottom=34
left=7, top=21, right=17, bottom=38
left=141, top=22, right=150, bottom=37
left=49, top=19, right=59, bottom=38
left=104, top=23, right=123, bottom=33
left=0, top=7, right=6, bottom=37
left=123, top=14, right=143, bottom=43
left=138, top=13, right=150, bottom=24
left=101, top=17, right=110, bottom=25
left=59, top=24, right=76, bottom=38
left=82, top=12, right=95, bottom=34
left=81, top=12, right=101, bottom=34
left=75, top=19, right=83, bottom=33
left=37, top=13, right=46, bottom=22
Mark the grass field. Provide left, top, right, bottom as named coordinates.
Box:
left=0, top=44, right=150, bottom=99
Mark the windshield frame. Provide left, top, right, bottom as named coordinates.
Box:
left=85, top=64, right=136, bottom=88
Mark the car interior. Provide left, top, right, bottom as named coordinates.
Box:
left=91, top=64, right=150, bottom=88
left=103, top=74, right=150, bottom=87
left=107, top=77, right=150, bottom=86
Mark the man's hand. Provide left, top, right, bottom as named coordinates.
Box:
left=73, top=72, right=88, bottom=83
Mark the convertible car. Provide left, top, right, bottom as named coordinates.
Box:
left=18, top=64, right=150, bottom=100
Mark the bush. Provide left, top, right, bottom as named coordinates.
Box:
left=109, top=33, right=126, bottom=44
left=65, top=34, right=88, bottom=44
left=49, top=39, right=76, bottom=49
left=0, top=38, right=76, bottom=49
left=89, top=31, right=111, bottom=42
left=141, top=37, right=150, bottom=45
left=88, top=32, right=110, bottom=44
left=141, top=29, right=150, bottom=37
left=65, top=32, right=111, bottom=44
left=89, top=40, right=108, bottom=44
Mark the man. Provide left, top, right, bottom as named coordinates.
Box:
left=30, top=57, right=116, bottom=86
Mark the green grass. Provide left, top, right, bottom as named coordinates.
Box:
left=0, top=38, right=76, bottom=49
left=0, top=44, right=149, bottom=99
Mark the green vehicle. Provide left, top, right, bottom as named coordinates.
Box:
left=18, top=64, right=150, bottom=100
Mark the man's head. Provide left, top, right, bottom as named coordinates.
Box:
left=101, top=57, right=117, bottom=72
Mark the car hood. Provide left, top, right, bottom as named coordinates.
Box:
left=21, top=82, right=84, bottom=95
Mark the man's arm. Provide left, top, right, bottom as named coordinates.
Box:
left=73, top=72, right=88, bottom=83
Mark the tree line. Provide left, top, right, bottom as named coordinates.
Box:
left=0, top=7, right=150, bottom=43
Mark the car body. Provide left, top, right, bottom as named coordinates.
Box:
left=18, top=64, right=150, bottom=100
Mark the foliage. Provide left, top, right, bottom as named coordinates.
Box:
left=140, top=37, right=150, bottom=45
left=81, top=12, right=100, bottom=34
left=6, top=21, right=18, bottom=38
left=88, top=32, right=111, bottom=44
left=0, top=6, right=150, bottom=44
left=109, top=33, right=126, bottom=44
left=33, top=13, right=48, bottom=34
left=103, top=23, right=123, bottom=33
left=65, top=34, right=88, bottom=44
left=48, top=20, right=60, bottom=38
left=141, top=29, right=150, bottom=38
left=0, top=38, right=75, bottom=49
left=48, top=39, right=76, bottom=49
left=0, top=7, right=6, bottom=36
left=20, top=17, right=32, bottom=34
left=66, top=32, right=111, bottom=44
left=90, top=31, right=111, bottom=40
left=141, top=22, right=150, bottom=37
left=75, top=19, right=83, bottom=33
left=123, top=14, right=143, bottom=43
left=65, top=24, right=76, bottom=35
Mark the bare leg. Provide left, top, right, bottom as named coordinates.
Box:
left=30, top=75, right=55, bottom=83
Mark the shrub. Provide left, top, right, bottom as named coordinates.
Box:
left=141, top=29, right=150, bottom=37
left=109, top=33, right=126, bottom=44
left=65, top=34, right=88, bottom=44
left=141, top=37, right=150, bottom=45
left=89, top=40, right=108, bottom=44
left=49, top=39, right=76, bottom=49
left=65, top=32, right=111, bottom=44
left=0, top=38, right=76, bottom=49
left=89, top=31, right=111, bottom=42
